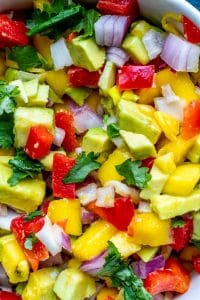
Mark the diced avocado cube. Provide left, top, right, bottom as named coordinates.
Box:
left=5, top=68, right=45, bottom=83
left=67, top=36, right=105, bottom=72
left=120, top=130, right=156, bottom=160
left=53, top=268, right=96, bottom=300
left=98, top=61, right=116, bottom=96
left=187, top=135, right=200, bottom=163
left=151, top=189, right=200, bottom=219
left=118, top=100, right=161, bottom=144
left=23, top=78, right=39, bottom=98
left=65, top=87, right=92, bottom=106
left=122, top=35, right=150, bottom=65
left=192, top=211, right=200, bottom=240
left=40, top=150, right=65, bottom=171
left=14, top=107, right=54, bottom=147
left=0, top=160, right=45, bottom=212
left=22, top=267, right=59, bottom=300
left=9, top=79, right=28, bottom=105
left=0, top=234, right=29, bottom=284
left=137, top=246, right=158, bottom=262
left=28, top=84, right=49, bottom=107
left=82, top=128, right=113, bottom=154
left=49, top=88, right=63, bottom=104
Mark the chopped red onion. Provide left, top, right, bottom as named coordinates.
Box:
left=96, top=186, right=115, bottom=208
left=80, top=251, right=107, bottom=276
left=142, top=29, right=166, bottom=60
left=154, top=96, right=186, bottom=121
left=74, top=107, right=103, bottom=133
left=138, top=201, right=152, bottom=213
left=40, top=253, right=64, bottom=268
left=161, top=33, right=200, bottom=72
left=0, top=265, right=12, bottom=289
left=81, top=208, right=97, bottom=225
left=107, top=47, right=130, bottom=67
left=61, top=231, right=72, bottom=253
left=50, top=38, right=73, bottom=70
left=0, top=209, right=20, bottom=231
left=105, top=180, right=140, bottom=203
left=95, top=15, right=131, bottom=47
left=53, top=127, right=65, bottom=147
left=154, top=294, right=164, bottom=300
left=76, top=183, right=97, bottom=205
left=132, top=255, right=165, bottom=279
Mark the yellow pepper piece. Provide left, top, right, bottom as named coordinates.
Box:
left=110, top=232, right=141, bottom=258
left=154, top=111, right=179, bottom=142
left=138, top=104, right=156, bottom=119
left=98, top=148, right=131, bottom=185
left=46, top=69, right=68, bottom=97
left=48, top=199, right=82, bottom=236
left=137, top=246, right=158, bottom=262
left=108, top=85, right=121, bottom=105
left=161, top=13, right=182, bottom=35
left=72, top=220, right=117, bottom=261
left=97, top=288, right=118, bottom=300
left=122, top=90, right=139, bottom=102
left=128, top=212, right=172, bottom=247
left=163, top=164, right=200, bottom=196
left=137, top=86, right=161, bottom=105
left=33, top=34, right=53, bottom=66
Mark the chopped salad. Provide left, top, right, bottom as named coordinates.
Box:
left=0, top=0, right=200, bottom=299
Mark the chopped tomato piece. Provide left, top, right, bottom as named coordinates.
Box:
left=67, top=66, right=101, bottom=88
left=181, top=100, right=200, bottom=139
left=193, top=255, right=200, bottom=273
left=52, top=153, right=76, bottom=199
left=97, top=0, right=139, bottom=17
left=171, top=217, right=193, bottom=252
left=0, top=291, right=21, bottom=300
left=25, top=125, right=53, bottom=159
left=183, top=16, right=200, bottom=44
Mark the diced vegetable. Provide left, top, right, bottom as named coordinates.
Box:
left=67, top=66, right=100, bottom=88
left=97, top=0, right=139, bottom=17
left=183, top=16, right=200, bottom=44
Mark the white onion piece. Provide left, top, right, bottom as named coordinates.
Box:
left=142, top=29, right=166, bottom=60
left=161, top=33, right=200, bottom=72
left=161, top=84, right=180, bottom=103
left=60, top=231, right=72, bottom=253
left=138, top=201, right=152, bottom=213
left=94, top=15, right=109, bottom=46
left=76, top=183, right=97, bottom=205
left=96, top=186, right=115, bottom=208
left=112, top=137, right=125, bottom=148
left=50, top=38, right=73, bottom=70
left=104, top=180, right=140, bottom=203
left=53, top=127, right=65, bottom=147
left=75, top=147, right=83, bottom=155
left=81, top=208, right=97, bottom=225
left=107, top=47, right=130, bottom=67
left=154, top=97, right=186, bottom=121
left=0, top=210, right=20, bottom=231
left=74, top=108, right=103, bottom=134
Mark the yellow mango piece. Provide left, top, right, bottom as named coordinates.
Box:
left=163, top=164, right=200, bottom=196
left=97, top=288, right=118, bottom=300
left=110, top=232, right=141, bottom=258
left=68, top=258, right=81, bottom=269
left=98, top=148, right=131, bottom=185
left=46, top=69, right=68, bottom=96
left=108, top=85, right=121, bottom=105
left=122, top=90, right=139, bottom=102
left=33, top=34, right=53, bottom=66
left=137, top=86, right=161, bottom=105
left=48, top=199, right=82, bottom=236
left=154, top=152, right=176, bottom=174
left=138, top=104, right=156, bottom=119
left=154, top=111, right=179, bottom=142
left=72, top=220, right=117, bottom=261
left=137, top=246, right=158, bottom=262
left=156, top=68, right=199, bottom=102
left=158, top=135, right=195, bottom=164
left=128, top=212, right=172, bottom=247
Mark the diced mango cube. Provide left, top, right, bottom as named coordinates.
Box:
left=110, top=232, right=141, bottom=258
left=46, top=69, right=68, bottom=96
left=155, top=152, right=176, bottom=174
left=137, top=246, right=158, bottom=262
left=137, top=86, right=161, bottom=105
left=154, top=111, right=179, bottom=142
left=97, top=288, right=118, bottom=300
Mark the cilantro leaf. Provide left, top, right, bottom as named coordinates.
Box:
left=0, top=120, right=14, bottom=149
left=73, top=8, right=101, bottom=37
left=24, top=210, right=43, bottom=222
left=8, top=149, right=44, bottom=186
left=24, top=233, right=39, bottom=250
left=98, top=242, right=152, bottom=300
left=63, top=152, right=101, bottom=184
left=172, top=218, right=186, bottom=228
left=107, top=123, right=120, bottom=138
left=0, top=80, right=18, bottom=115
left=8, top=46, right=43, bottom=71
left=116, top=159, right=151, bottom=189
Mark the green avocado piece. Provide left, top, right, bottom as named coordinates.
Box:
left=137, top=246, right=158, bottom=262
left=5, top=68, right=46, bottom=83
left=187, top=135, right=200, bottom=163
left=23, top=79, right=39, bottom=98
left=28, top=84, right=49, bottom=107
left=49, top=88, right=63, bottom=104
left=0, top=160, right=45, bottom=213
left=22, top=267, right=59, bottom=300
left=120, top=130, right=157, bottom=160
left=53, top=268, right=96, bottom=300
left=40, top=150, right=65, bottom=171
left=98, top=61, right=116, bottom=96
left=192, top=211, right=200, bottom=240
left=82, top=128, right=113, bottom=154
left=65, top=87, right=92, bottom=106
left=9, top=79, right=28, bottom=106
left=14, top=107, right=54, bottom=148
left=67, top=36, right=105, bottom=71
left=118, top=100, right=161, bottom=144
left=122, top=35, right=150, bottom=65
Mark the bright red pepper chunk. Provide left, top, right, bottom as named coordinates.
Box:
left=97, top=0, right=139, bottom=17
left=11, top=215, right=49, bottom=271
left=55, top=111, right=79, bottom=152
left=141, top=157, right=155, bottom=169
left=0, top=15, right=28, bottom=48
left=0, top=291, right=21, bottom=300
left=171, top=217, right=193, bottom=252
left=183, top=16, right=200, bottom=44
left=67, top=66, right=101, bottom=88
left=193, top=255, right=200, bottom=273
left=117, top=65, right=155, bottom=91
left=52, top=153, right=76, bottom=199
left=24, top=125, right=53, bottom=160
left=87, top=197, right=134, bottom=231
left=181, top=100, right=200, bottom=139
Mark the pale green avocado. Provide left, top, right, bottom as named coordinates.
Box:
left=67, top=36, right=105, bottom=72
left=5, top=68, right=46, bottom=83
left=187, top=135, right=200, bottom=163
left=28, top=84, right=49, bottom=107
left=118, top=100, right=161, bottom=144
left=151, top=189, right=200, bottom=220
left=23, top=78, right=39, bottom=98
left=82, top=128, right=113, bottom=153
left=49, top=88, right=63, bottom=104
left=192, top=211, right=200, bottom=240
left=40, top=150, right=65, bottom=171
left=9, top=79, right=28, bottom=106
left=98, top=61, right=116, bottom=96
left=53, top=268, right=96, bottom=300
left=0, top=160, right=45, bottom=213
left=122, top=35, right=150, bottom=65
left=65, top=87, right=92, bottom=106
left=137, top=246, right=158, bottom=262
left=14, top=107, right=54, bottom=147
left=22, top=267, right=60, bottom=300
left=120, top=130, right=157, bottom=160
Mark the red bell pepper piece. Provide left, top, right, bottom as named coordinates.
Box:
left=181, top=100, right=200, bottom=139
left=183, top=16, right=200, bottom=44
left=141, top=157, right=155, bottom=169
left=11, top=215, right=49, bottom=271
left=0, top=15, right=28, bottom=48
left=66, top=32, right=78, bottom=43
left=193, top=255, right=200, bottom=273
left=0, top=291, right=21, bottom=300
left=25, top=125, right=53, bottom=160
left=171, top=217, right=193, bottom=252
left=67, top=66, right=101, bottom=88
left=117, top=65, right=155, bottom=91
left=55, top=111, right=79, bottom=152
left=52, top=153, right=76, bottom=199
left=87, top=197, right=134, bottom=231
left=97, top=0, right=139, bottom=17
